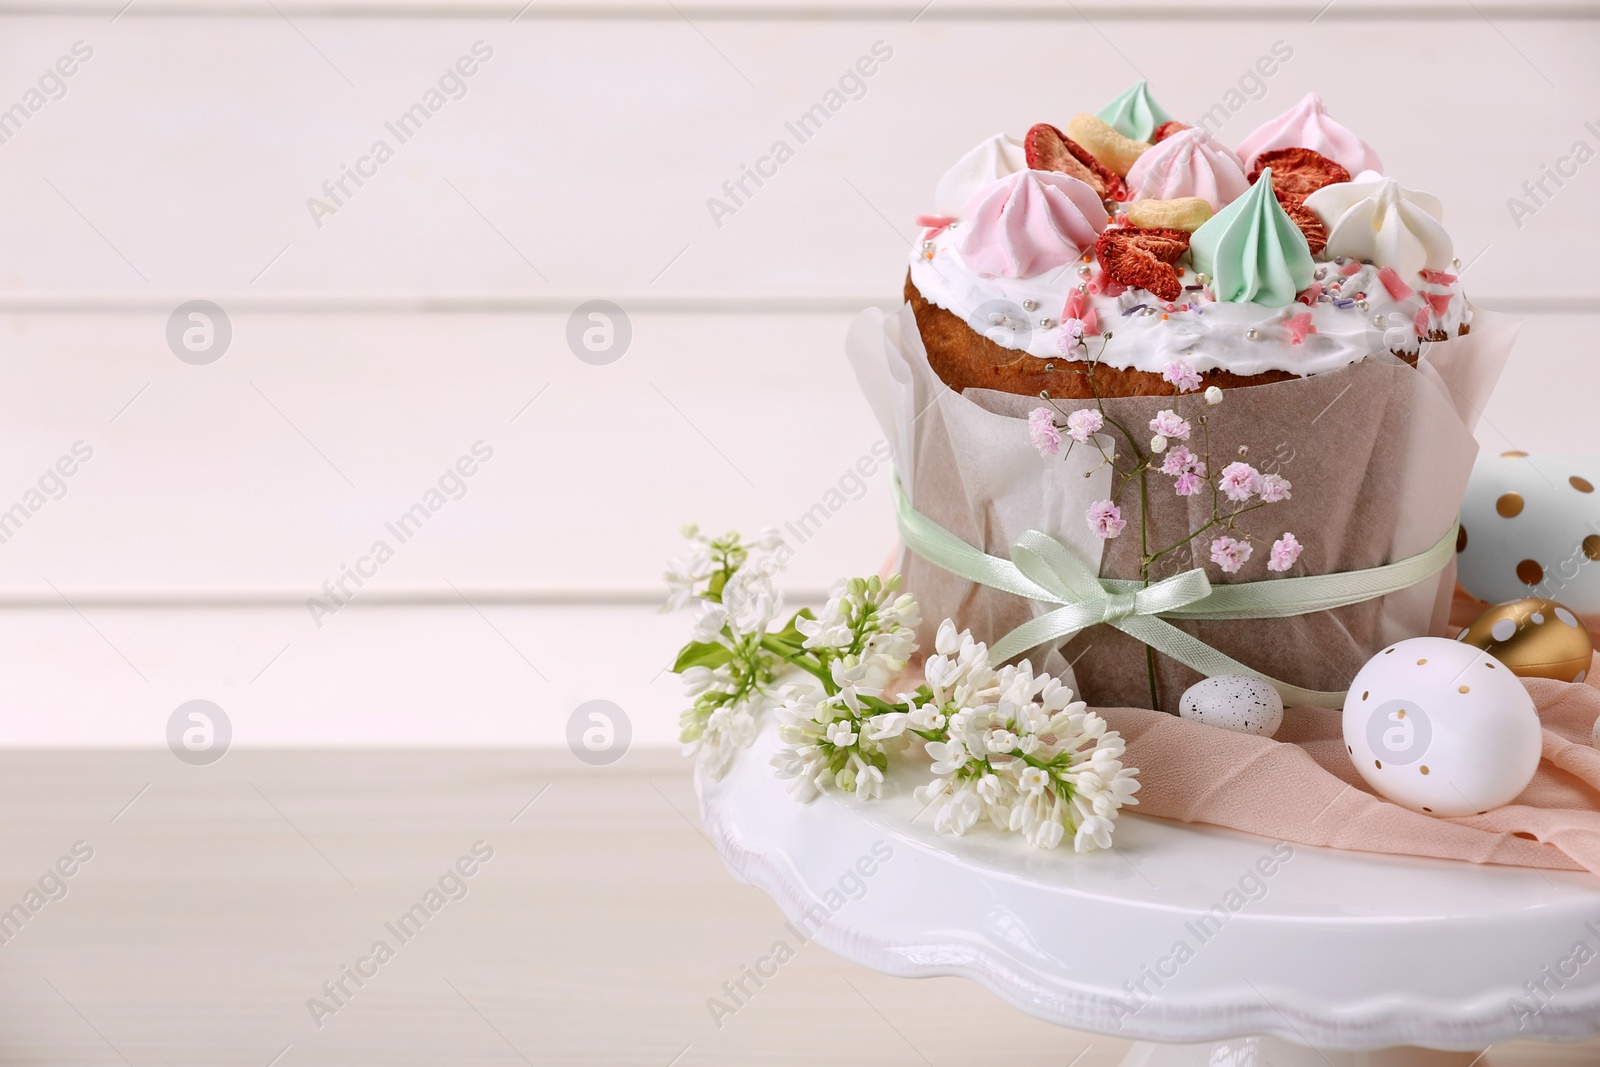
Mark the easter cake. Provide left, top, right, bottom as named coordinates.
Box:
left=849, top=82, right=1517, bottom=714
left=908, top=84, right=1472, bottom=400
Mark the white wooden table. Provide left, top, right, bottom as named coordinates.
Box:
left=0, top=741, right=1594, bottom=1065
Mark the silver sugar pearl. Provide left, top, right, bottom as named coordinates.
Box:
left=921, top=240, right=934, bottom=254
left=1022, top=299, right=1038, bottom=312
left=1075, top=282, right=1089, bottom=293
left=1355, top=299, right=1369, bottom=312
left=1245, top=327, right=1260, bottom=341
left=1372, top=314, right=1386, bottom=328
left=1077, top=264, right=1093, bottom=278
left=1039, top=317, right=1055, bottom=329
left=1044, top=362, right=1055, bottom=372
left=1195, top=273, right=1209, bottom=287
left=1452, top=257, right=1462, bottom=269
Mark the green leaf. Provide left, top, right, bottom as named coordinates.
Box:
left=672, top=641, right=733, bottom=673
left=771, top=608, right=816, bottom=646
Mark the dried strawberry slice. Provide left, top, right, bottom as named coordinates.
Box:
left=1151, top=120, right=1190, bottom=143
left=1094, top=226, right=1191, bottom=303
left=1024, top=123, right=1129, bottom=202
left=1248, top=147, right=1351, bottom=200
left=1275, top=194, right=1328, bottom=256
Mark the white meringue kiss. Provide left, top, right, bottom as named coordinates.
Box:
left=955, top=170, right=1109, bottom=279
left=1125, top=128, right=1250, bottom=211
left=1236, top=91, right=1382, bottom=176
left=934, top=133, right=1028, bottom=219
left=1305, top=176, right=1453, bottom=277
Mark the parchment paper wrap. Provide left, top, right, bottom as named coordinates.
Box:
left=846, top=305, right=1518, bottom=713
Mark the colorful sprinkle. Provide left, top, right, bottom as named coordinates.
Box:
left=1283, top=311, right=1316, bottom=345
left=1377, top=267, right=1414, bottom=300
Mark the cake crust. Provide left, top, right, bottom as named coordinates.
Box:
left=905, top=272, right=1298, bottom=399
left=905, top=273, right=1455, bottom=400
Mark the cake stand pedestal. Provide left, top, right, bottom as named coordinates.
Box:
left=698, top=719, right=1600, bottom=1066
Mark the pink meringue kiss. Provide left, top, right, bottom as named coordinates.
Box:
left=1125, top=127, right=1250, bottom=211
left=1236, top=92, right=1382, bottom=176
left=954, top=170, right=1109, bottom=279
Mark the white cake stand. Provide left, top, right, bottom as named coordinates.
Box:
left=698, top=718, right=1600, bottom=1066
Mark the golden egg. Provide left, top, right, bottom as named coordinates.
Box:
left=1457, top=597, right=1593, bottom=682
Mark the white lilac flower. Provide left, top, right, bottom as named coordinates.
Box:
left=663, top=525, right=716, bottom=612
left=679, top=535, right=924, bottom=783
left=1016, top=766, right=1050, bottom=793
left=675, top=528, right=795, bottom=780
left=908, top=624, right=1140, bottom=853
left=771, top=676, right=901, bottom=803
left=797, top=576, right=921, bottom=691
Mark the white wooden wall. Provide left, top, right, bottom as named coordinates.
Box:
left=0, top=1, right=1595, bottom=741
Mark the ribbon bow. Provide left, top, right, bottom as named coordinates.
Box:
left=892, top=476, right=1457, bottom=709
left=994, top=530, right=1213, bottom=664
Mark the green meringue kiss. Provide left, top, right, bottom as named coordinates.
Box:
left=1189, top=169, right=1314, bottom=307
left=1095, top=80, right=1172, bottom=142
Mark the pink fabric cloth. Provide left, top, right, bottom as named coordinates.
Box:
left=888, top=582, right=1600, bottom=874
left=1100, top=660, right=1600, bottom=876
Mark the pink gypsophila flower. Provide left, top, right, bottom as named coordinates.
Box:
left=1162, top=360, right=1202, bottom=393
left=1086, top=500, right=1126, bottom=539
left=1028, top=407, right=1062, bottom=457
left=1058, top=320, right=1088, bottom=350
left=1065, top=408, right=1104, bottom=444
left=1258, top=473, right=1291, bottom=502
left=1149, top=409, right=1191, bottom=441
left=1209, top=535, right=1253, bottom=574
left=1160, top=446, right=1203, bottom=477
left=1268, top=532, right=1303, bottom=572
left=1218, top=461, right=1262, bottom=502
left=1173, top=471, right=1205, bottom=496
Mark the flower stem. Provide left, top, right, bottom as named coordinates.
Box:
left=1138, top=463, right=1160, bottom=711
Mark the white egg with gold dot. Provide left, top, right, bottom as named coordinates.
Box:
left=1457, top=452, right=1600, bottom=611
left=1342, top=636, right=1542, bottom=818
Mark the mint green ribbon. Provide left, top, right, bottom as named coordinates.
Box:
left=893, top=477, right=1458, bottom=709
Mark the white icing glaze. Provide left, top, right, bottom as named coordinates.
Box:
left=1125, top=128, right=1250, bottom=210
left=1305, top=176, right=1454, bottom=278
left=908, top=223, right=1470, bottom=377
left=933, top=133, right=1028, bottom=219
